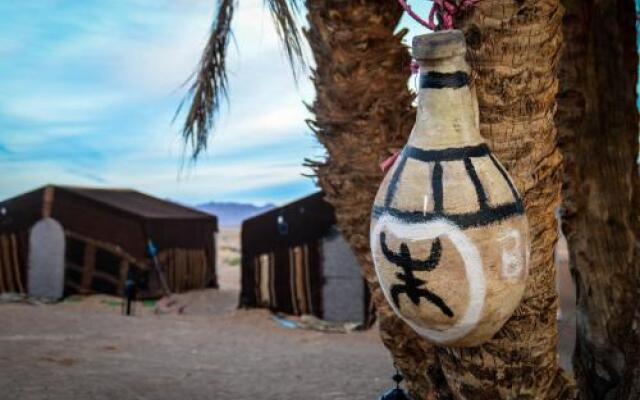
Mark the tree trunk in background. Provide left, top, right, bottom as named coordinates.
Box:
left=304, top=1, right=453, bottom=398
left=556, top=1, right=640, bottom=398
left=433, top=0, right=577, bottom=397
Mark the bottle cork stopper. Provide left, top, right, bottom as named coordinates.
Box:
left=412, top=30, right=466, bottom=60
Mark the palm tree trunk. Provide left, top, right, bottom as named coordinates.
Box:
left=304, top=1, right=453, bottom=398
left=556, top=1, right=640, bottom=398
left=429, top=0, right=576, bottom=397
left=307, top=0, right=577, bottom=397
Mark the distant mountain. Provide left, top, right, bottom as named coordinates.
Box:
left=197, top=201, right=275, bottom=227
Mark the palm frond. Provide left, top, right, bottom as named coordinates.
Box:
left=177, top=0, right=235, bottom=159
left=179, top=0, right=305, bottom=159
left=264, top=0, right=305, bottom=78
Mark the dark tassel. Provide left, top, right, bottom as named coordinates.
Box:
left=379, top=366, right=412, bottom=400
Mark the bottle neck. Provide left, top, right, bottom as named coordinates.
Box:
left=407, top=54, right=482, bottom=151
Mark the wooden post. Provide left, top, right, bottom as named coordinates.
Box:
left=0, top=235, right=7, bottom=293
left=0, top=235, right=15, bottom=292
left=117, top=259, right=129, bottom=295
left=9, top=235, right=24, bottom=293
left=81, top=244, right=96, bottom=293
left=1, top=235, right=16, bottom=292
left=42, top=186, right=55, bottom=218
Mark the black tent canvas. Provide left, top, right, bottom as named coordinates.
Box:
left=0, top=185, right=218, bottom=298
left=240, top=192, right=369, bottom=324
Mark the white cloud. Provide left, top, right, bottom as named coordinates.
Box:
left=2, top=91, right=124, bottom=124
left=209, top=97, right=310, bottom=150
left=106, top=13, right=211, bottom=95
left=0, top=160, right=105, bottom=197
left=145, top=162, right=303, bottom=191
left=107, top=0, right=293, bottom=96
left=78, top=155, right=313, bottom=204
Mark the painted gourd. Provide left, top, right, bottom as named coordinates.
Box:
left=370, top=30, right=530, bottom=347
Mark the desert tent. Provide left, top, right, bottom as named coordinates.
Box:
left=0, top=185, right=218, bottom=298
left=240, top=192, right=369, bottom=324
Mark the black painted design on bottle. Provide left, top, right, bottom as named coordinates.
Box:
left=420, top=71, right=469, bottom=89
left=432, top=161, right=444, bottom=213
left=374, top=143, right=524, bottom=229
left=380, top=232, right=453, bottom=318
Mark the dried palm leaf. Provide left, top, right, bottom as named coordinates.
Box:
left=178, top=0, right=304, bottom=159
left=264, top=0, right=305, bottom=77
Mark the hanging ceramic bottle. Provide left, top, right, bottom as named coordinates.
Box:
left=370, top=30, right=530, bottom=347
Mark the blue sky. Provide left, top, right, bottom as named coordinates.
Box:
left=0, top=0, right=428, bottom=206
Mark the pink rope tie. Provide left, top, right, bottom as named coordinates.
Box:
left=410, top=60, right=420, bottom=74
left=400, top=0, right=481, bottom=75
left=380, top=150, right=401, bottom=173
left=398, top=0, right=481, bottom=31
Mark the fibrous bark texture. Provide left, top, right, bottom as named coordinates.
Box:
left=437, top=1, right=577, bottom=398
left=556, top=0, right=640, bottom=398
left=307, top=0, right=580, bottom=398
left=304, top=1, right=453, bottom=398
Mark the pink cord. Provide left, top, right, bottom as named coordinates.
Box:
left=380, top=151, right=401, bottom=173
left=402, top=0, right=481, bottom=74
left=399, top=0, right=481, bottom=31
left=410, top=60, right=420, bottom=74
left=397, top=0, right=434, bottom=29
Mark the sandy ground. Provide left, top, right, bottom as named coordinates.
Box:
left=0, top=228, right=393, bottom=400
left=0, top=227, right=576, bottom=399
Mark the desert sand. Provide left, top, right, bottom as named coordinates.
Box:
left=0, top=228, right=575, bottom=399
left=0, top=228, right=393, bottom=400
